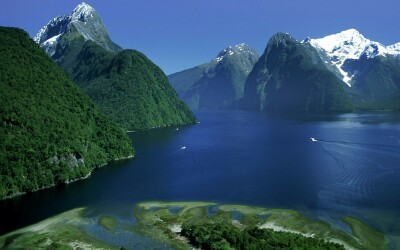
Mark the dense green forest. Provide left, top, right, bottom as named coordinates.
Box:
left=0, top=27, right=134, bottom=198
left=181, top=222, right=345, bottom=249
left=62, top=41, right=197, bottom=130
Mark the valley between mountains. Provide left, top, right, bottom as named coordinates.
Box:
left=1, top=2, right=400, bottom=250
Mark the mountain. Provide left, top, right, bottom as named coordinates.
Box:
left=169, top=43, right=259, bottom=109
left=34, top=2, right=121, bottom=57
left=35, top=2, right=196, bottom=130
left=306, top=29, right=400, bottom=110
left=168, top=64, right=208, bottom=97
left=241, top=33, right=353, bottom=113
left=0, top=27, right=134, bottom=199
left=65, top=41, right=197, bottom=130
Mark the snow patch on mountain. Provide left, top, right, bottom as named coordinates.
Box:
left=306, top=29, right=400, bottom=86
left=212, top=43, right=258, bottom=64
left=34, top=2, right=121, bottom=56
left=387, top=42, right=400, bottom=55
left=72, top=2, right=95, bottom=21
left=34, top=2, right=96, bottom=55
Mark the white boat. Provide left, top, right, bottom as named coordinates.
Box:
left=310, top=137, right=318, bottom=142
left=175, top=127, right=179, bottom=131
left=180, top=146, right=186, bottom=150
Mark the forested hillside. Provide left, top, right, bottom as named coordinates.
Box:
left=0, top=27, right=134, bottom=198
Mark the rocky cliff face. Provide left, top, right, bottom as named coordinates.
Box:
left=34, top=2, right=121, bottom=58
left=241, top=33, right=353, bottom=113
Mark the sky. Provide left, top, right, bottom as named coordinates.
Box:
left=1, top=0, right=399, bottom=74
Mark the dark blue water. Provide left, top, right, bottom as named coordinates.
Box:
left=1, top=111, right=400, bottom=236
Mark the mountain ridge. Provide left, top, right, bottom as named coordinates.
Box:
left=241, top=32, right=354, bottom=113
left=305, top=28, right=400, bottom=86
left=35, top=2, right=197, bottom=131
left=169, top=43, right=259, bottom=109
left=34, top=2, right=122, bottom=58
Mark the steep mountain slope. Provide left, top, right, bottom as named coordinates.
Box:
left=169, top=44, right=259, bottom=109
left=307, top=29, right=400, bottom=86
left=0, top=27, right=134, bottom=199
left=34, top=2, right=121, bottom=57
left=241, top=33, right=353, bottom=113
left=168, top=64, right=208, bottom=96
left=67, top=41, right=197, bottom=130
left=35, top=2, right=196, bottom=130
left=306, top=29, right=400, bottom=110
left=346, top=55, right=400, bottom=110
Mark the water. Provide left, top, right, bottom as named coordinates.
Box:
left=1, top=110, right=400, bottom=237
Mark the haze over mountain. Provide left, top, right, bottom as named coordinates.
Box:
left=241, top=33, right=353, bottom=113
left=35, top=2, right=196, bottom=130
left=169, top=43, right=259, bottom=109
left=0, top=27, right=134, bottom=199
left=241, top=29, right=400, bottom=112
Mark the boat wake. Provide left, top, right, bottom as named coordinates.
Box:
left=316, top=139, right=400, bottom=148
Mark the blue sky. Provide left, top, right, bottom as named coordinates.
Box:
left=1, top=0, right=399, bottom=74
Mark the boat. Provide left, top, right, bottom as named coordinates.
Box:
left=310, top=137, right=318, bottom=142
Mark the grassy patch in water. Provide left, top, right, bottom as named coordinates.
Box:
left=98, top=215, right=117, bottom=232
left=133, top=202, right=390, bottom=250
left=0, top=208, right=116, bottom=249
left=344, top=216, right=388, bottom=250
left=0, top=202, right=391, bottom=249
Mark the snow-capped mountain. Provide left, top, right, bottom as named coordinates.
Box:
left=241, top=30, right=400, bottom=112
left=34, top=2, right=121, bottom=57
left=205, top=43, right=259, bottom=79
left=33, top=15, right=71, bottom=56
left=305, top=29, right=400, bottom=86
left=212, top=43, right=258, bottom=63
left=33, top=2, right=197, bottom=131
left=241, top=33, right=353, bottom=113
left=169, top=43, right=259, bottom=109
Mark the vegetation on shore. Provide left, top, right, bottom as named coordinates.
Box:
left=134, top=202, right=389, bottom=249
left=0, top=27, right=134, bottom=199
left=181, top=222, right=344, bottom=249
left=0, top=202, right=390, bottom=249
left=0, top=208, right=117, bottom=249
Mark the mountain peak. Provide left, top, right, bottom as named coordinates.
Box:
left=309, top=29, right=368, bottom=54
left=307, top=29, right=376, bottom=85
left=306, top=29, right=400, bottom=86
left=268, top=32, right=296, bottom=46
left=213, top=43, right=258, bottom=63
left=72, top=2, right=96, bottom=22
left=340, top=28, right=361, bottom=36
left=35, top=2, right=121, bottom=57
left=74, top=2, right=94, bottom=13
